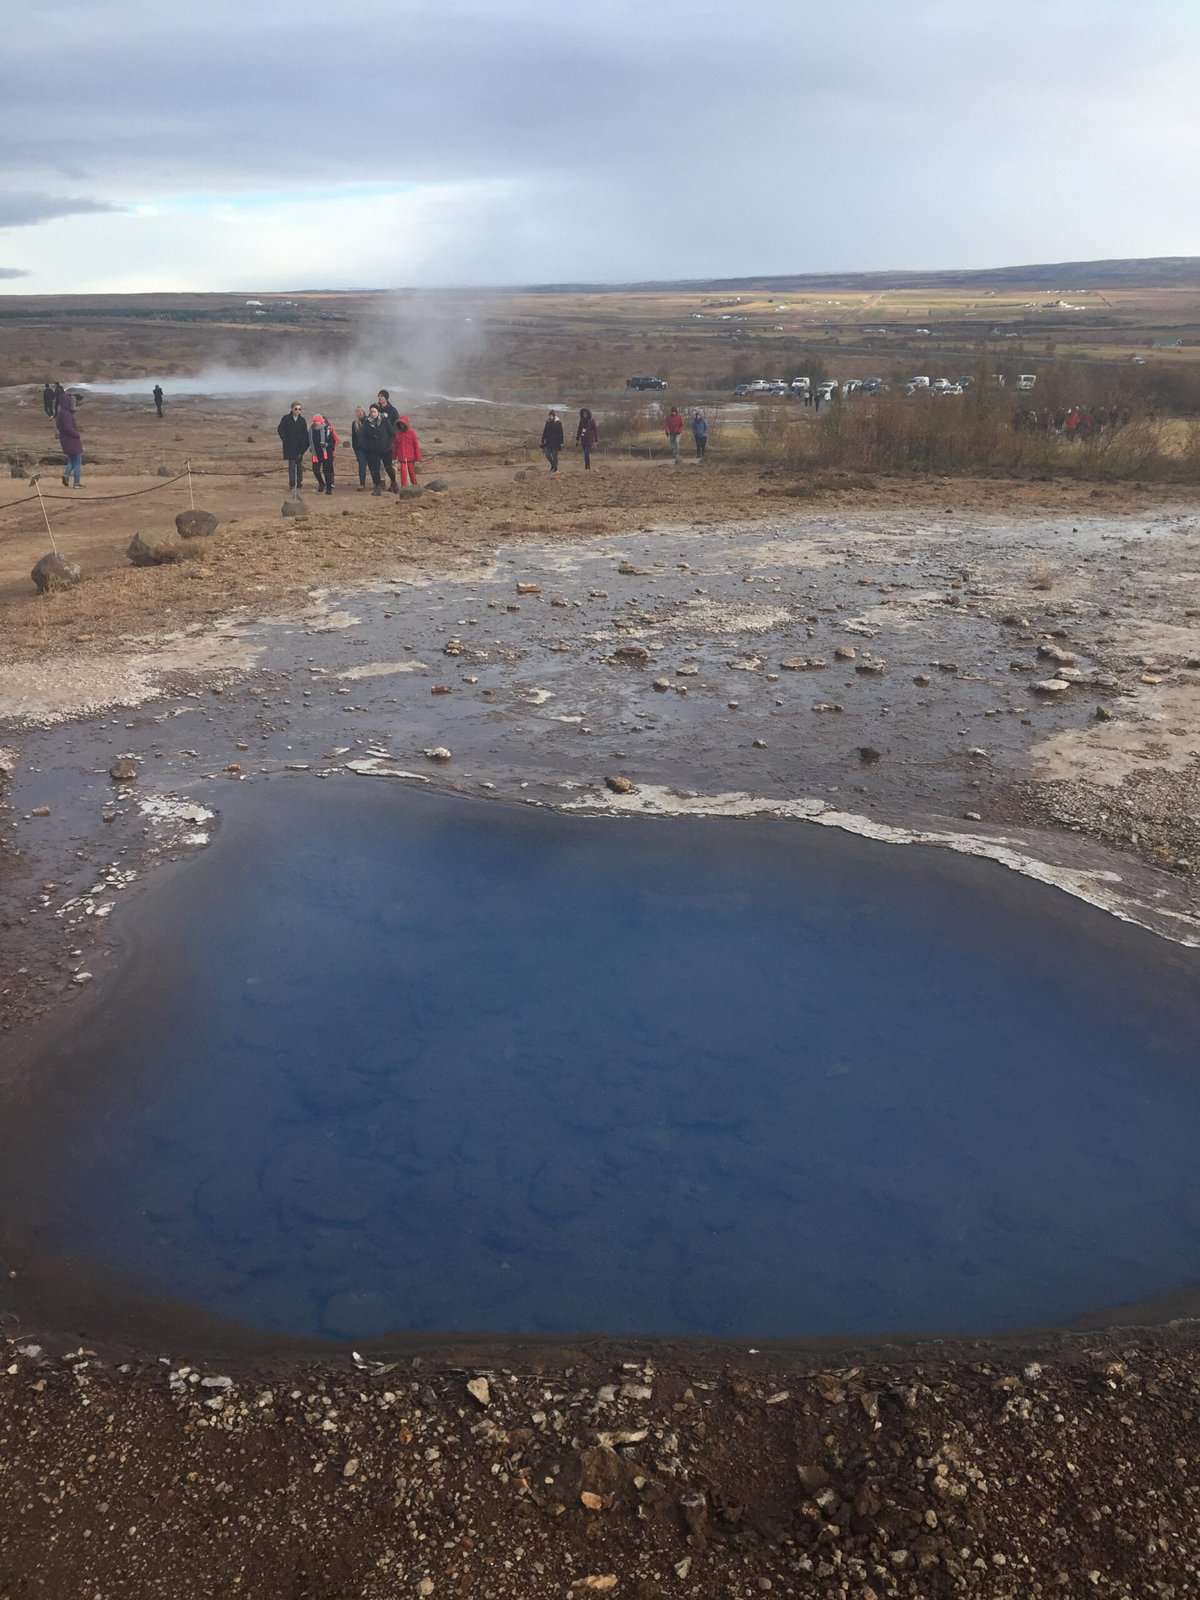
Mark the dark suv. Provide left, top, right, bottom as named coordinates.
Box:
left=626, top=375, right=668, bottom=391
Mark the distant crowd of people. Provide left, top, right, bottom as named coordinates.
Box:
left=277, top=392, right=422, bottom=495
left=538, top=404, right=709, bottom=474
left=1012, top=404, right=1134, bottom=440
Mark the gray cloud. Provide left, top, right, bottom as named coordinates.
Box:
left=0, top=268, right=29, bottom=279
left=0, top=193, right=124, bottom=228
left=1, top=1, right=1197, bottom=285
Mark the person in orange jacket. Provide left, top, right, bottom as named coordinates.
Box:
left=665, top=406, right=685, bottom=462
left=309, top=413, right=338, bottom=494
left=392, top=414, right=421, bottom=488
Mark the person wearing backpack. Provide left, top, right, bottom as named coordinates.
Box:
left=575, top=407, right=599, bottom=469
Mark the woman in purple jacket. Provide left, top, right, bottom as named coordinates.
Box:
left=56, top=394, right=83, bottom=487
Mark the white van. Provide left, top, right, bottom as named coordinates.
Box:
left=908, top=375, right=931, bottom=389
left=1016, top=374, right=1037, bottom=391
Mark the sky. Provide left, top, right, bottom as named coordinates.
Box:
left=2, top=0, right=1198, bottom=294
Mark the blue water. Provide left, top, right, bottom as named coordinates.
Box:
left=20, top=783, right=1200, bottom=1341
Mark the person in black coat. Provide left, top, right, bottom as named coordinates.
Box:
left=42, top=382, right=54, bottom=418
left=153, top=384, right=164, bottom=417
left=277, top=402, right=310, bottom=492
left=360, top=405, right=392, bottom=495
left=541, top=410, right=564, bottom=474
left=375, top=391, right=399, bottom=489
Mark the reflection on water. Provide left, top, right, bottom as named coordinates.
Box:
left=20, top=784, right=1200, bottom=1341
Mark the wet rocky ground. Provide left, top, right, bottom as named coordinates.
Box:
left=2, top=498, right=1200, bottom=1597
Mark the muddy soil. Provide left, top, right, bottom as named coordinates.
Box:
left=3, top=385, right=1200, bottom=1599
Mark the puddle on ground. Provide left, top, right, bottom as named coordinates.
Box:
left=6, top=782, right=1200, bottom=1342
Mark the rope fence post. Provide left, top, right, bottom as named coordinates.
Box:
left=30, top=476, right=58, bottom=555
left=186, top=459, right=195, bottom=510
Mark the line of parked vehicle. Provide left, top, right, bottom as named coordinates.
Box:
left=732, top=373, right=1037, bottom=400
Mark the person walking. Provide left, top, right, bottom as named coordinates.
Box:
left=361, top=404, right=392, bottom=494
left=277, top=401, right=310, bottom=492
left=351, top=406, right=369, bottom=490
left=575, top=407, right=599, bottom=469
left=392, top=415, right=422, bottom=488
left=152, top=383, right=164, bottom=417
left=541, top=409, right=564, bottom=473
left=42, top=381, right=54, bottom=418
left=310, top=413, right=338, bottom=494
left=56, top=392, right=83, bottom=488
left=691, top=409, right=709, bottom=459
left=665, top=406, right=685, bottom=461
left=52, top=382, right=65, bottom=417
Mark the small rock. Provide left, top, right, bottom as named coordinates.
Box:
left=652, top=678, right=671, bottom=692
left=752, top=738, right=767, bottom=748
left=30, top=805, right=51, bottom=816
left=858, top=746, right=881, bottom=763
left=418, top=1580, right=435, bottom=1598
left=281, top=497, right=307, bottom=517
left=128, top=529, right=195, bottom=566
left=610, top=644, right=651, bottom=666
left=912, top=674, right=931, bottom=687
left=109, top=757, right=138, bottom=782
left=811, top=702, right=844, bottom=713
left=605, top=775, right=636, bottom=795
left=1141, top=673, right=1164, bottom=685
left=175, top=509, right=219, bottom=539
left=425, top=479, right=449, bottom=491
left=1032, top=679, right=1070, bottom=695
left=423, top=746, right=452, bottom=762
left=516, top=582, right=542, bottom=595
left=833, top=645, right=857, bottom=660
left=31, top=552, right=82, bottom=594
left=780, top=656, right=827, bottom=671
left=963, top=811, right=982, bottom=822
left=343, top=1457, right=359, bottom=1478
left=72, top=971, right=93, bottom=985
left=580, top=1491, right=605, bottom=1511
left=1095, top=705, right=1114, bottom=721
left=856, top=658, right=887, bottom=675
left=466, top=1377, right=491, bottom=1407
left=1038, top=643, right=1076, bottom=665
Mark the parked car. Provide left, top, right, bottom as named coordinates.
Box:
left=733, top=383, right=754, bottom=397
left=908, top=375, right=931, bottom=389
left=938, top=384, right=965, bottom=396
left=626, top=375, right=668, bottom=391
left=930, top=378, right=952, bottom=393
left=1016, top=373, right=1037, bottom=391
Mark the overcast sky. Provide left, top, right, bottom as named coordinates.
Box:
left=2, top=0, right=1198, bottom=294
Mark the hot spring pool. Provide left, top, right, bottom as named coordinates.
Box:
left=9, top=783, right=1200, bottom=1342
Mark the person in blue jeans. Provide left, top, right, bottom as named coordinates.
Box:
left=56, top=393, right=83, bottom=486
left=575, top=407, right=599, bottom=469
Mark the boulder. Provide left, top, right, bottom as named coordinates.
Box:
left=175, top=509, right=218, bottom=539
left=605, top=775, right=636, bottom=795
left=128, top=529, right=196, bottom=566
left=281, top=497, right=307, bottom=517
left=397, top=484, right=424, bottom=498
left=425, top=478, right=449, bottom=492
left=31, top=552, right=82, bottom=593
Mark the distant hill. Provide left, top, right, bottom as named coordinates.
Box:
left=529, top=258, right=1200, bottom=294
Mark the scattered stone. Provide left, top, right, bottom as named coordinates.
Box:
left=811, top=702, right=844, bottom=713
left=858, top=746, right=882, bottom=763
left=605, top=775, right=636, bottom=795
left=109, top=757, right=138, bottom=782
left=1141, top=673, right=1164, bottom=686
left=281, top=496, right=307, bottom=517
left=963, top=810, right=983, bottom=822
left=913, top=673, right=931, bottom=687
left=856, top=658, right=887, bottom=675
left=423, top=746, right=452, bottom=762
left=72, top=971, right=93, bottom=985
left=935, top=660, right=959, bottom=674
left=617, top=561, right=649, bottom=576
left=1032, top=679, right=1070, bottom=695
left=652, top=678, right=671, bottom=692
left=833, top=645, right=857, bottom=660
left=425, top=479, right=449, bottom=491
left=780, top=656, right=827, bottom=671
left=430, top=685, right=452, bottom=696
left=572, top=1580, right=617, bottom=1594
left=30, top=805, right=51, bottom=816
left=1038, top=643, right=1077, bottom=665
left=609, top=644, right=651, bottom=666
left=175, top=509, right=219, bottom=539
left=752, top=738, right=767, bottom=748
left=1095, top=705, right=1114, bottom=721
left=31, top=552, right=82, bottom=594
left=466, top=1377, right=491, bottom=1407
left=516, top=582, right=542, bottom=595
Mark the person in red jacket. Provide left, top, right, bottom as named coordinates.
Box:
left=392, top=415, right=421, bottom=487
left=665, top=406, right=685, bottom=462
